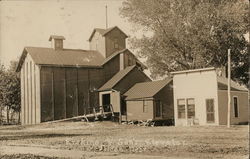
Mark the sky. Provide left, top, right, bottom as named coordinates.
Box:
left=0, top=0, right=137, bottom=67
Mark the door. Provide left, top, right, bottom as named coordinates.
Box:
left=102, top=94, right=111, bottom=112
left=111, top=91, right=121, bottom=113
left=206, top=99, right=215, bottom=123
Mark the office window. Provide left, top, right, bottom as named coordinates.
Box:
left=177, top=99, right=185, bottom=119
left=206, top=99, right=215, bottom=123
left=233, top=97, right=239, bottom=118
left=187, top=98, right=195, bottom=118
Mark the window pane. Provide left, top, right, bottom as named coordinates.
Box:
left=206, top=99, right=215, bottom=123
left=234, top=97, right=238, bottom=117
left=178, top=99, right=185, bottom=105
left=187, top=98, right=195, bottom=105
left=187, top=105, right=195, bottom=118
left=207, top=113, right=215, bottom=122
left=178, top=105, right=185, bottom=119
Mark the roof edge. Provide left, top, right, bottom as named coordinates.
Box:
left=171, top=67, right=215, bottom=75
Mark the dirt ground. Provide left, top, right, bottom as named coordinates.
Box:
left=0, top=121, right=248, bottom=159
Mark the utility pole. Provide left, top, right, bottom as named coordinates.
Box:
left=105, top=5, right=108, bottom=29
left=227, top=49, right=231, bottom=128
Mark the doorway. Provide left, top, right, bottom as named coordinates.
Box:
left=102, top=94, right=111, bottom=112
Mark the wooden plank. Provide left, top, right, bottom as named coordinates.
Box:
left=24, top=62, right=28, bottom=124
left=35, top=65, right=41, bottom=123
left=77, top=69, right=89, bottom=115
left=40, top=67, right=53, bottom=122
left=29, top=61, right=32, bottom=124
left=31, top=61, right=36, bottom=124
left=66, top=68, right=78, bottom=118
left=44, top=112, right=112, bottom=124
left=21, top=66, right=25, bottom=125
left=53, top=68, right=66, bottom=120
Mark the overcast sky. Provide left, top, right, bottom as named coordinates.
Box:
left=0, top=0, right=136, bottom=67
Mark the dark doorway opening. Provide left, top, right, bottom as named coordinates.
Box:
left=121, top=98, right=127, bottom=115
left=102, top=94, right=111, bottom=112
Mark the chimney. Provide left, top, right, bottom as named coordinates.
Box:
left=216, top=66, right=226, bottom=77
left=49, top=35, right=65, bottom=50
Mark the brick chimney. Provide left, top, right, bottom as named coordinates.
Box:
left=49, top=35, right=65, bottom=50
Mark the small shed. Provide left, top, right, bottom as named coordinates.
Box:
left=98, top=65, right=151, bottom=117
left=124, top=79, right=174, bottom=121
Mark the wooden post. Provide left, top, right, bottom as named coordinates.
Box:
left=227, top=49, right=231, bottom=128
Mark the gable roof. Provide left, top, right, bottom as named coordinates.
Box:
left=16, top=47, right=105, bottom=71
left=98, top=65, right=137, bottom=91
left=102, top=48, right=147, bottom=69
left=217, top=76, right=248, bottom=92
left=124, top=79, right=172, bottom=100
left=88, top=26, right=128, bottom=41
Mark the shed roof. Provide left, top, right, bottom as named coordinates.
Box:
left=217, top=76, right=248, bottom=92
left=124, top=79, right=172, bottom=100
left=16, top=47, right=105, bottom=71
left=98, top=65, right=137, bottom=91
left=88, top=26, right=128, bottom=41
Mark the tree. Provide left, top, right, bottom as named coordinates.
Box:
left=120, top=0, right=249, bottom=84
left=0, top=61, right=21, bottom=124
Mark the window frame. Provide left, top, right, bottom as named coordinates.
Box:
left=177, top=98, right=186, bottom=119
left=233, top=96, right=239, bottom=118
left=206, top=98, right=215, bottom=123
left=187, top=98, right=195, bottom=119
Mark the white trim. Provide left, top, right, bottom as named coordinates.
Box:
left=171, top=67, right=215, bottom=75
left=232, top=96, right=239, bottom=118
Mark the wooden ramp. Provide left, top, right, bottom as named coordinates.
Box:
left=45, top=104, right=115, bottom=124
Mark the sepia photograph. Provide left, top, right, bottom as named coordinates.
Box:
left=0, top=0, right=249, bottom=158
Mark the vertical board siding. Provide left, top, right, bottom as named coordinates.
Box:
left=66, top=68, right=78, bottom=118
left=53, top=68, right=66, bottom=120
left=77, top=69, right=89, bottom=115
left=89, top=69, right=104, bottom=108
left=21, top=66, right=25, bottom=124
left=25, top=62, right=29, bottom=124
left=41, top=67, right=53, bottom=122
left=29, top=62, right=32, bottom=124
left=35, top=65, right=41, bottom=123
left=103, top=55, right=120, bottom=82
